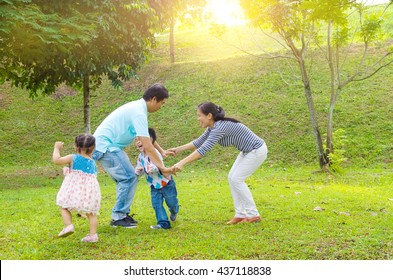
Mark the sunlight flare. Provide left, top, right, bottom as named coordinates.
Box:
left=206, top=0, right=246, bottom=26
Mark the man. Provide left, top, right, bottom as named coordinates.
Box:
left=92, top=83, right=173, bottom=228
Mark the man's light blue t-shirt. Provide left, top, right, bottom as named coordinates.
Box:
left=93, top=98, right=150, bottom=153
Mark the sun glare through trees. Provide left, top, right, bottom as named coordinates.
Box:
left=205, top=0, right=246, bottom=26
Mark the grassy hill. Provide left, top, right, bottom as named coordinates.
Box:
left=0, top=25, right=392, bottom=173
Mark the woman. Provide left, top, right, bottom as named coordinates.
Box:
left=170, top=102, right=268, bottom=224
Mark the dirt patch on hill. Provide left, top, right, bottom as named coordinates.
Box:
left=51, top=84, right=78, bottom=100
left=0, top=83, right=13, bottom=109
left=0, top=92, right=12, bottom=109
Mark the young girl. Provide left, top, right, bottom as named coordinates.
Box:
left=170, top=102, right=268, bottom=225
left=53, top=134, right=101, bottom=242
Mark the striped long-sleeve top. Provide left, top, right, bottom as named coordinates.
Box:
left=193, top=120, right=265, bottom=156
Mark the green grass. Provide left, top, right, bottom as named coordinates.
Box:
left=1, top=167, right=392, bottom=260
left=1, top=20, right=393, bottom=260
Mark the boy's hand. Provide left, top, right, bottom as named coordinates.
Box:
left=145, top=163, right=153, bottom=174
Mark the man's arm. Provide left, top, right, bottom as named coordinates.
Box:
left=139, top=136, right=172, bottom=177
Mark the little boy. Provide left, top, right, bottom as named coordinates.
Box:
left=135, top=128, right=179, bottom=229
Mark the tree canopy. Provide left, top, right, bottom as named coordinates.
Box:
left=0, top=0, right=167, bottom=132
left=0, top=0, right=162, bottom=96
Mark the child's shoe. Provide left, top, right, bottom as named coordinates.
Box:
left=150, top=224, right=163, bottom=229
left=81, top=233, right=98, bottom=243
left=58, top=224, right=74, bottom=237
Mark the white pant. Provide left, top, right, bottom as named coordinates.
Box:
left=228, top=144, right=268, bottom=218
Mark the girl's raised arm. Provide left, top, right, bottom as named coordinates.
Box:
left=53, top=141, right=73, bottom=165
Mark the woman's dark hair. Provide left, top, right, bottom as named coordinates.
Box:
left=148, top=128, right=157, bottom=144
left=198, top=102, right=240, bottom=123
left=143, top=83, right=169, bottom=102
left=75, top=134, right=95, bottom=154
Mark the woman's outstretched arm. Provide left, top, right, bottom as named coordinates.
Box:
left=172, top=150, right=202, bottom=172
left=168, top=141, right=196, bottom=156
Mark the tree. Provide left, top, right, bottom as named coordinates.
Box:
left=0, top=0, right=163, bottom=133
left=149, top=0, right=206, bottom=63
left=239, top=0, right=393, bottom=170
left=0, top=0, right=93, bottom=93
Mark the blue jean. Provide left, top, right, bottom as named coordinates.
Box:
left=151, top=179, right=179, bottom=229
left=93, top=149, right=138, bottom=221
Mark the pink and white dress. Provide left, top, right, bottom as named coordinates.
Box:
left=56, top=154, right=101, bottom=215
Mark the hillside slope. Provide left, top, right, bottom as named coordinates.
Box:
left=1, top=27, right=392, bottom=170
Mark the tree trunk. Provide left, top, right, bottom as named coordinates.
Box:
left=299, top=60, right=329, bottom=169
left=326, top=21, right=335, bottom=156
left=326, top=95, right=336, bottom=156
left=286, top=35, right=329, bottom=169
left=169, top=8, right=175, bottom=63
left=83, top=75, right=91, bottom=134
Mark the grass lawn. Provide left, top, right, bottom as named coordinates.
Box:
left=1, top=165, right=392, bottom=260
